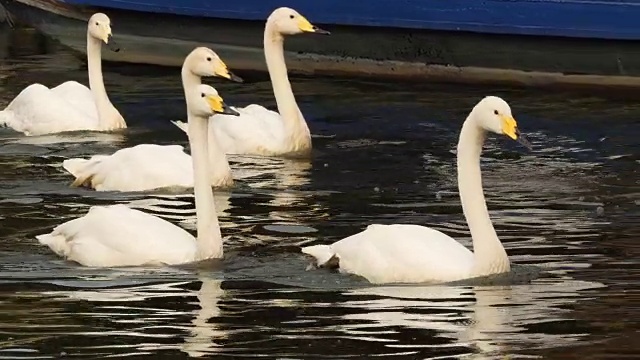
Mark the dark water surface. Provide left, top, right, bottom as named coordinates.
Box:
left=0, top=25, right=638, bottom=359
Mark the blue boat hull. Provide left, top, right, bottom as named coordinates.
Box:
left=3, top=0, right=640, bottom=90
left=57, top=0, right=640, bottom=40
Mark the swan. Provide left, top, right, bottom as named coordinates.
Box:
left=61, top=47, right=243, bottom=192
left=172, top=7, right=330, bottom=157
left=0, top=13, right=126, bottom=136
left=302, top=96, right=533, bottom=284
left=35, top=65, right=239, bottom=267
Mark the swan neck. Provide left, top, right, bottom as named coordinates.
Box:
left=86, top=34, right=114, bottom=128
left=457, top=117, right=510, bottom=275
left=183, top=85, right=223, bottom=259
left=263, top=25, right=307, bottom=137
left=181, top=66, right=201, bottom=95
left=206, top=122, right=233, bottom=185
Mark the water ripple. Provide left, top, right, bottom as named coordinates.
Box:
left=0, top=28, right=637, bottom=358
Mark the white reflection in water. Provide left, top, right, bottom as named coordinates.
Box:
left=338, top=279, right=605, bottom=359
left=2, top=131, right=127, bottom=146
left=44, top=277, right=224, bottom=357
left=183, top=278, right=225, bottom=357
left=122, top=154, right=327, bottom=241
left=126, top=192, right=233, bottom=224
left=229, top=155, right=329, bottom=231
left=229, top=154, right=312, bottom=192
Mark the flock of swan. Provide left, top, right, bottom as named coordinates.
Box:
left=0, top=7, right=535, bottom=285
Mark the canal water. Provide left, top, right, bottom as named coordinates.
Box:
left=0, top=24, right=638, bottom=359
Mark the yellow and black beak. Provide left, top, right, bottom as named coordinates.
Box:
left=513, top=128, right=532, bottom=150
left=221, top=71, right=243, bottom=83
left=297, top=16, right=330, bottom=35
left=213, top=59, right=244, bottom=83
left=500, top=115, right=532, bottom=150
left=229, top=72, right=244, bottom=82
left=206, top=95, right=240, bottom=116
left=105, top=34, right=121, bottom=52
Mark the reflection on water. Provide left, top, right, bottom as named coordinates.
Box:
left=40, top=277, right=226, bottom=357
left=0, top=25, right=638, bottom=359
left=340, top=280, right=605, bottom=358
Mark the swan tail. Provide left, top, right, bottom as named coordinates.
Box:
left=170, top=120, right=188, bottom=134
left=62, top=158, right=90, bottom=177
left=36, top=233, right=69, bottom=257
left=301, top=245, right=339, bottom=269
left=0, top=109, right=16, bottom=129
left=69, top=172, right=95, bottom=188
left=62, top=157, right=105, bottom=188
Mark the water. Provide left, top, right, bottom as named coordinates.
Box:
left=0, top=24, right=638, bottom=359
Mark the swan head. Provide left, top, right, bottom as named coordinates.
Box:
left=472, top=96, right=532, bottom=149
left=183, top=47, right=243, bottom=83
left=88, top=13, right=111, bottom=43
left=189, top=84, right=240, bottom=118
left=267, top=7, right=330, bottom=35
left=87, top=13, right=119, bottom=52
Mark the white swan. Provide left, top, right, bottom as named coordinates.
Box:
left=61, top=47, right=243, bottom=192
left=0, top=13, right=126, bottom=136
left=35, top=61, right=239, bottom=267
left=302, top=96, right=533, bottom=284
left=172, top=7, right=330, bottom=157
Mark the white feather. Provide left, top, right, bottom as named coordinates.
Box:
left=302, top=96, right=521, bottom=284
left=171, top=8, right=324, bottom=157
left=302, top=224, right=474, bottom=284
left=0, top=14, right=125, bottom=136
left=62, top=144, right=199, bottom=192
left=37, top=47, right=234, bottom=267
left=62, top=87, right=235, bottom=192
left=0, top=83, right=100, bottom=135
left=36, top=204, right=197, bottom=267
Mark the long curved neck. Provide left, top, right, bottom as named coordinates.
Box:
left=263, top=24, right=308, bottom=139
left=183, top=85, right=223, bottom=260
left=86, top=34, right=115, bottom=129
left=457, top=117, right=510, bottom=275
left=180, top=67, right=231, bottom=185
left=181, top=66, right=201, bottom=96
left=207, top=122, right=233, bottom=185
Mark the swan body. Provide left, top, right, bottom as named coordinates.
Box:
left=50, top=81, right=99, bottom=119
left=36, top=204, right=199, bottom=267
left=0, top=13, right=125, bottom=135
left=36, top=48, right=239, bottom=267
left=62, top=143, right=230, bottom=192
left=175, top=104, right=306, bottom=156
left=303, top=224, right=475, bottom=284
left=302, top=96, right=533, bottom=284
left=172, top=7, right=329, bottom=157
left=62, top=48, right=243, bottom=192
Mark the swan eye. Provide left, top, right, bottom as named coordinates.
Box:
left=289, top=15, right=295, bottom=19
left=206, top=57, right=212, bottom=61
left=95, top=22, right=99, bottom=26
left=201, top=93, right=205, bottom=98
left=493, top=110, right=499, bottom=115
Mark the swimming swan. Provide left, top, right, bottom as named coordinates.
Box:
left=0, top=13, right=125, bottom=136
left=61, top=47, right=243, bottom=192
left=302, top=96, right=533, bottom=284
left=172, top=7, right=330, bottom=157
left=35, top=68, right=239, bottom=267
